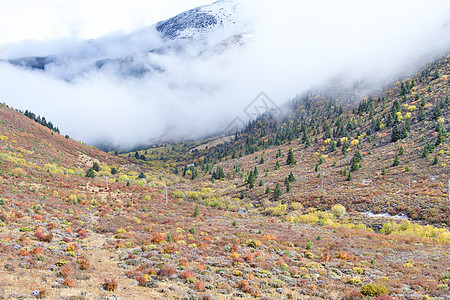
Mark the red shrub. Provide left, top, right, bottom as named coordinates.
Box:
left=194, top=281, right=205, bottom=291
left=62, top=278, right=74, bottom=287
left=102, top=278, right=118, bottom=291
left=152, top=232, right=166, bottom=244
left=179, top=270, right=196, bottom=280
left=61, top=265, right=72, bottom=278
left=157, top=265, right=176, bottom=278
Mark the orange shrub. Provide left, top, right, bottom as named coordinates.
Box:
left=102, top=278, right=118, bottom=291
left=194, top=281, right=205, bottom=291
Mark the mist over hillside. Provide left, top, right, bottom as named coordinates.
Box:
left=1, top=0, right=450, bottom=147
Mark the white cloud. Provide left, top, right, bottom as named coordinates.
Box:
left=0, top=0, right=450, bottom=148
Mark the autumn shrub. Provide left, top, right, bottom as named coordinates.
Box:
left=11, top=167, right=26, bottom=177
left=76, top=228, right=88, bottom=238
left=60, top=265, right=73, bottom=278
left=157, top=265, right=176, bottom=278
left=194, top=281, right=205, bottom=291
left=290, top=201, right=303, bottom=211
left=380, top=220, right=449, bottom=243
left=343, top=290, right=364, bottom=300
left=180, top=270, right=196, bottom=281
left=77, top=259, right=90, bottom=270
left=171, top=190, right=185, bottom=199
left=331, top=204, right=346, bottom=217
left=361, top=283, right=388, bottom=297
left=152, top=232, right=166, bottom=244
left=62, top=278, right=74, bottom=287
left=102, top=278, right=118, bottom=291
left=39, top=232, right=53, bottom=243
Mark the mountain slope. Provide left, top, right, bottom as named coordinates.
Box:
left=134, top=53, right=450, bottom=226
left=1, top=79, right=449, bottom=299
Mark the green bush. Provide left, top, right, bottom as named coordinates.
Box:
left=360, top=283, right=388, bottom=296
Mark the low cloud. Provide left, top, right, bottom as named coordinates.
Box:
left=1, top=0, right=450, bottom=148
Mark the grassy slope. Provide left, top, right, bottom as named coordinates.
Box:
left=147, top=54, right=450, bottom=227
left=0, top=55, right=448, bottom=299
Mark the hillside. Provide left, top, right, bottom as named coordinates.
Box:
left=133, top=54, right=450, bottom=227
left=110, top=56, right=450, bottom=298
left=0, top=85, right=448, bottom=300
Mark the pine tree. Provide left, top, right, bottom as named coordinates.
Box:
left=288, top=172, right=296, bottom=182
left=111, top=167, right=117, bottom=175
left=253, top=166, right=259, bottom=178
left=276, top=149, right=282, bottom=158
left=86, top=168, right=96, bottom=178
left=92, top=162, right=100, bottom=172
left=393, top=153, right=400, bottom=166
left=247, top=170, right=255, bottom=189
left=275, top=160, right=280, bottom=170
left=399, top=146, right=404, bottom=155
left=422, top=145, right=430, bottom=158
left=273, top=183, right=283, bottom=200
left=285, top=178, right=291, bottom=192
left=433, top=156, right=439, bottom=165
left=286, top=148, right=296, bottom=166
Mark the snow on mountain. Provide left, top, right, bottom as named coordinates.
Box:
left=3, top=0, right=250, bottom=80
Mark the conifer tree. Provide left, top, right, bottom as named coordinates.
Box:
left=286, top=147, right=296, bottom=166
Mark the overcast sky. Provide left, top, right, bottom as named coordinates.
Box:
left=0, top=0, right=214, bottom=46
left=1, top=0, right=450, bottom=148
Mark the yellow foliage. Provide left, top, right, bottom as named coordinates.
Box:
left=381, top=220, right=450, bottom=243
left=331, top=204, right=346, bottom=217
left=11, top=167, right=26, bottom=177
left=407, top=105, right=417, bottom=112
left=351, top=139, right=359, bottom=147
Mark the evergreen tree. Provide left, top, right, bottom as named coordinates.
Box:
left=350, top=150, right=363, bottom=172
left=253, top=166, right=259, bottom=178
left=433, top=156, right=439, bottom=165
left=92, top=162, right=100, bottom=172
left=111, top=167, right=118, bottom=175
left=286, top=147, right=296, bottom=166
left=285, top=178, right=291, bottom=192
left=422, top=145, right=430, bottom=158
left=276, top=149, right=282, bottom=158
left=393, top=153, right=400, bottom=166
left=275, top=160, right=280, bottom=170
left=288, top=172, right=296, bottom=182
left=273, top=183, right=283, bottom=200
left=247, top=170, right=255, bottom=189
left=86, top=168, right=96, bottom=178
left=138, top=172, right=146, bottom=179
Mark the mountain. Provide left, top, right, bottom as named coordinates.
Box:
left=3, top=0, right=249, bottom=80
left=129, top=53, right=450, bottom=227
left=0, top=59, right=449, bottom=298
